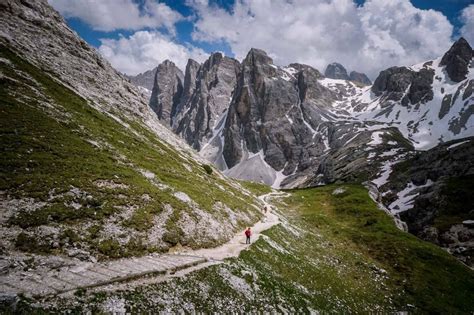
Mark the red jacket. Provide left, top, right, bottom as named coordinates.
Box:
left=245, top=229, right=251, bottom=237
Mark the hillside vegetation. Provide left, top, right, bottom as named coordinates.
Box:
left=0, top=46, right=262, bottom=260
left=18, top=184, right=473, bottom=313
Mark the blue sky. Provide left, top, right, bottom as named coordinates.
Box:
left=49, top=0, right=474, bottom=77
left=62, top=0, right=236, bottom=55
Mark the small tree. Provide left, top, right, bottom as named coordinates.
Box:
left=202, top=164, right=213, bottom=175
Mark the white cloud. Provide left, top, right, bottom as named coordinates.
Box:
left=49, top=0, right=183, bottom=33
left=190, top=0, right=454, bottom=79
left=98, top=30, right=208, bottom=75
left=460, top=5, right=474, bottom=46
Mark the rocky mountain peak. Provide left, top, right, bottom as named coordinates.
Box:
left=207, top=51, right=224, bottom=65
left=289, top=63, right=324, bottom=78
left=149, top=60, right=184, bottom=126
left=325, top=62, right=350, bottom=80
left=182, top=58, right=201, bottom=94
left=371, top=66, right=434, bottom=106
left=172, top=58, right=201, bottom=123
left=126, top=67, right=157, bottom=91
left=349, top=71, right=372, bottom=85
left=440, top=37, right=473, bottom=82
left=172, top=52, right=240, bottom=151
left=159, top=59, right=179, bottom=70
left=244, top=48, right=273, bottom=65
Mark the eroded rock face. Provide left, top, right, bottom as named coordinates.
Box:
left=371, top=66, right=434, bottom=105
left=223, top=49, right=316, bottom=174
left=380, top=138, right=474, bottom=267
left=174, top=53, right=240, bottom=150
left=126, top=67, right=157, bottom=91
left=173, top=59, right=200, bottom=125
left=325, top=62, right=350, bottom=80
left=440, top=37, right=473, bottom=83
left=149, top=60, right=184, bottom=126
left=218, top=50, right=405, bottom=187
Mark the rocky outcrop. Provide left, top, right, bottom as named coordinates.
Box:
left=222, top=49, right=315, bottom=177
left=380, top=138, right=474, bottom=266
left=149, top=60, right=184, bottom=126
left=324, top=62, right=350, bottom=80
left=440, top=37, right=473, bottom=83
left=126, top=67, right=157, bottom=91
left=349, top=71, right=372, bottom=85
left=173, top=59, right=200, bottom=125
left=217, top=50, right=411, bottom=187
left=325, top=63, right=371, bottom=85
left=371, top=66, right=434, bottom=106
left=174, top=53, right=240, bottom=150
left=224, top=49, right=291, bottom=170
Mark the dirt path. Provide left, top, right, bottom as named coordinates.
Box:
left=0, top=192, right=284, bottom=298
left=181, top=196, right=279, bottom=260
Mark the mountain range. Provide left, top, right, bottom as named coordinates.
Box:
left=128, top=38, right=474, bottom=265
left=1, top=0, right=473, bottom=312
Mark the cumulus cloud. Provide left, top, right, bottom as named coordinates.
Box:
left=49, top=0, right=183, bottom=33
left=460, top=5, right=474, bottom=45
left=190, top=0, right=454, bottom=78
left=98, top=31, right=208, bottom=75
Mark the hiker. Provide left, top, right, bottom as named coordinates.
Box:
left=263, top=205, right=267, bottom=214
left=245, top=227, right=252, bottom=244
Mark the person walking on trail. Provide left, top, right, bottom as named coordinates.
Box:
left=245, top=227, right=252, bottom=244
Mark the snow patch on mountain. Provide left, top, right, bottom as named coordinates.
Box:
left=200, top=109, right=229, bottom=170
left=349, top=57, right=473, bottom=150
left=388, top=180, right=434, bottom=214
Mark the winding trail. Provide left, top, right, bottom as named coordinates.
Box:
left=185, top=192, right=280, bottom=260
left=0, top=192, right=285, bottom=298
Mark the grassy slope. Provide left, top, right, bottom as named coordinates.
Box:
left=25, top=184, right=474, bottom=313
left=237, top=180, right=273, bottom=197
left=0, top=46, right=260, bottom=257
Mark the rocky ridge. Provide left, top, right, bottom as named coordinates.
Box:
left=378, top=138, right=474, bottom=266
left=149, top=60, right=184, bottom=126
left=126, top=68, right=157, bottom=91
left=145, top=39, right=473, bottom=190
left=175, top=53, right=240, bottom=151
left=325, top=62, right=372, bottom=85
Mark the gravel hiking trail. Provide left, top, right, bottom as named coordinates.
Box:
left=0, top=192, right=285, bottom=298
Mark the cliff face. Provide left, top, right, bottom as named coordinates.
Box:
left=126, top=67, right=157, bottom=91
left=149, top=60, right=184, bottom=126
left=144, top=39, right=472, bottom=190
left=174, top=53, right=240, bottom=150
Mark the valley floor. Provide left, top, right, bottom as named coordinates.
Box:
left=3, top=185, right=474, bottom=314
